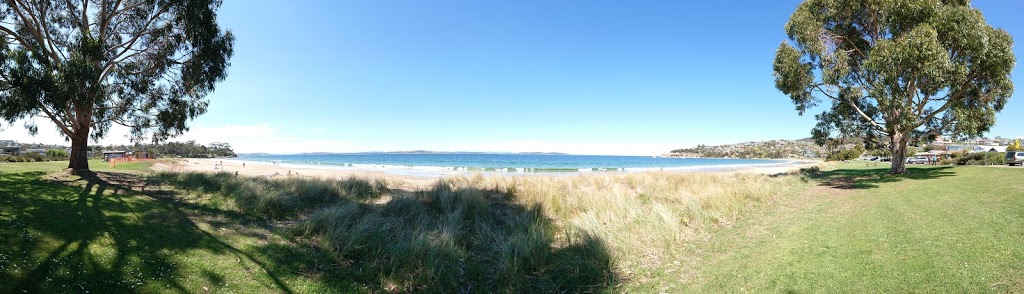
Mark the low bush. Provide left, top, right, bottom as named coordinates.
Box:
left=947, top=152, right=1004, bottom=166
left=23, top=153, right=44, bottom=162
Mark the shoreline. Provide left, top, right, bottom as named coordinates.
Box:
left=153, top=158, right=822, bottom=188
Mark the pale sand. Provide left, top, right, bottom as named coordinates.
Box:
left=152, top=158, right=823, bottom=189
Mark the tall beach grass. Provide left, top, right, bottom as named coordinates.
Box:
left=152, top=169, right=806, bottom=291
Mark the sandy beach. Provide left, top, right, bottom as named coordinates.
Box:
left=152, top=158, right=822, bottom=189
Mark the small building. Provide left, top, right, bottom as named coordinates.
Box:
left=980, top=145, right=1007, bottom=153
left=102, top=150, right=128, bottom=161
left=132, top=150, right=158, bottom=159
left=945, top=145, right=972, bottom=152
left=1, top=146, right=19, bottom=156
left=23, top=149, right=46, bottom=155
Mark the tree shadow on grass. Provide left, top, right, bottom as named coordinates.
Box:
left=0, top=170, right=295, bottom=293
left=156, top=172, right=620, bottom=292
left=288, top=183, right=619, bottom=293
left=805, top=166, right=956, bottom=190
left=2, top=170, right=620, bottom=293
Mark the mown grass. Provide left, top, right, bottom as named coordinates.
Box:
left=0, top=159, right=159, bottom=174
left=682, top=163, right=1024, bottom=292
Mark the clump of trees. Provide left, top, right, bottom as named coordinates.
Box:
left=825, top=144, right=865, bottom=161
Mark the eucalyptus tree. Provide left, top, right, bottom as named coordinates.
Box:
left=0, top=0, right=233, bottom=172
left=774, top=0, right=1014, bottom=174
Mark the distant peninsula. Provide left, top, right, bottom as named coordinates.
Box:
left=666, top=138, right=826, bottom=159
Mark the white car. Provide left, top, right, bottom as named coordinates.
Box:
left=907, top=156, right=930, bottom=164
left=1007, top=151, right=1024, bottom=166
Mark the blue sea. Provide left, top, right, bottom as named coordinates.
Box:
left=233, top=153, right=793, bottom=176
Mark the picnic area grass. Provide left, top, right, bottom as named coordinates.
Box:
left=1, top=160, right=1023, bottom=292
left=680, top=163, right=1024, bottom=292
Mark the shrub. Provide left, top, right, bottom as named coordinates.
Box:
left=949, top=152, right=1004, bottom=165
left=23, top=153, right=44, bottom=162
left=45, top=149, right=68, bottom=158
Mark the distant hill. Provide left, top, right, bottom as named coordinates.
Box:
left=667, top=139, right=826, bottom=159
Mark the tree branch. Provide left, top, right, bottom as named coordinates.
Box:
left=0, top=25, right=31, bottom=48
left=36, top=102, right=75, bottom=136
left=7, top=0, right=61, bottom=64
left=813, top=84, right=886, bottom=133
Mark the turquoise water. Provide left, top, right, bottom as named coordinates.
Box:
left=236, top=153, right=791, bottom=175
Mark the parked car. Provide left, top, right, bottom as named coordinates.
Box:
left=907, top=156, right=930, bottom=164
left=1006, top=151, right=1024, bottom=166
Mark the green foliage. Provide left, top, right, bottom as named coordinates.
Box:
left=99, top=140, right=236, bottom=158
left=1008, top=139, right=1022, bottom=152
left=45, top=149, right=67, bottom=158
left=775, top=0, right=1015, bottom=174
left=944, top=151, right=1005, bottom=166
left=826, top=144, right=865, bottom=161
left=866, top=147, right=916, bottom=158
left=0, top=0, right=235, bottom=170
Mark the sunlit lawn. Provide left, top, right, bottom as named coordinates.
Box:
left=0, top=159, right=158, bottom=174
left=682, top=163, right=1024, bottom=292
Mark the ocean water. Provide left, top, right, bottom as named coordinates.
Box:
left=235, top=153, right=792, bottom=176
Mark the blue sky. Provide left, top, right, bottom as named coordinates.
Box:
left=2, top=0, right=1022, bottom=155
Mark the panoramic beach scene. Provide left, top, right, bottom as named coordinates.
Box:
left=1, top=0, right=1023, bottom=292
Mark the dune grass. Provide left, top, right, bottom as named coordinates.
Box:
left=145, top=170, right=806, bottom=292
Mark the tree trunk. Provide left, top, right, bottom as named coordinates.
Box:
left=68, top=129, right=91, bottom=173
left=889, top=132, right=909, bottom=174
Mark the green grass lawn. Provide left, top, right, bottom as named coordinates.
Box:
left=0, top=159, right=158, bottom=174
left=682, top=163, right=1024, bottom=292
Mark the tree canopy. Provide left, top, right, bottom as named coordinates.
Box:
left=774, top=0, right=1015, bottom=174
left=0, top=0, right=234, bottom=171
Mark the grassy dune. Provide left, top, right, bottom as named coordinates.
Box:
left=4, top=161, right=1023, bottom=292
left=151, top=170, right=805, bottom=292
